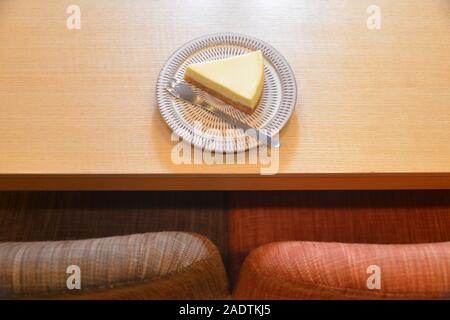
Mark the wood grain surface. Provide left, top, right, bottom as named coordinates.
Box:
left=0, top=0, right=449, bottom=190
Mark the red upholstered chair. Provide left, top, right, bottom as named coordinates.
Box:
left=230, top=191, right=450, bottom=299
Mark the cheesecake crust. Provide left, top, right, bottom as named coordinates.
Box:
left=184, top=75, right=260, bottom=115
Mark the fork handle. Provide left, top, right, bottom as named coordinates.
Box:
left=199, top=100, right=280, bottom=148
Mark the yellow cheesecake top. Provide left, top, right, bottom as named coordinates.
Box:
left=184, top=50, right=265, bottom=112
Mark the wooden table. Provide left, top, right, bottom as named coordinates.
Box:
left=0, top=0, right=449, bottom=190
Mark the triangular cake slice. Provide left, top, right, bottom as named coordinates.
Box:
left=184, top=50, right=264, bottom=114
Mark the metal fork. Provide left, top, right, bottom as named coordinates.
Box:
left=166, top=79, right=279, bottom=148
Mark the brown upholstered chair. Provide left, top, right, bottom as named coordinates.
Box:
left=0, top=232, right=229, bottom=299
left=0, top=192, right=228, bottom=259
left=0, top=192, right=230, bottom=299
left=230, top=191, right=450, bottom=299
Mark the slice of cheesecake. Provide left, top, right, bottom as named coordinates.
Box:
left=184, top=50, right=264, bottom=114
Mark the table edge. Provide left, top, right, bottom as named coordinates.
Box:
left=1, top=173, right=450, bottom=190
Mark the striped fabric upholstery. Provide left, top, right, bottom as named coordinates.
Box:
left=229, top=191, right=450, bottom=284
left=234, top=241, right=450, bottom=299
left=0, top=192, right=228, bottom=261
left=0, top=232, right=229, bottom=299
